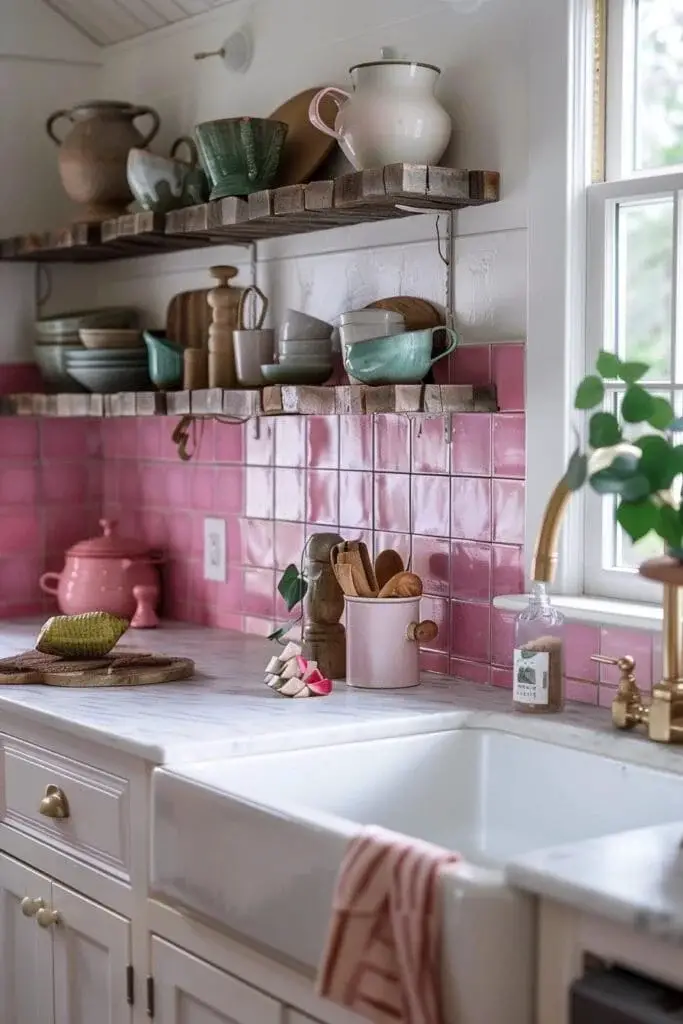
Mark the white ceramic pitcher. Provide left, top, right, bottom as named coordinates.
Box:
left=309, top=58, right=452, bottom=171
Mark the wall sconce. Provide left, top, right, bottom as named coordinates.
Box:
left=194, top=26, right=254, bottom=73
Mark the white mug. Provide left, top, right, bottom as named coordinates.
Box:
left=233, top=329, right=275, bottom=387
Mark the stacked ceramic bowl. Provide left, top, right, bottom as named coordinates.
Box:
left=34, top=308, right=139, bottom=392
left=66, top=332, right=151, bottom=393
left=262, top=309, right=334, bottom=386
left=338, top=309, right=406, bottom=384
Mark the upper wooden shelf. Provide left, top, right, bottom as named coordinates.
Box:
left=0, top=165, right=499, bottom=264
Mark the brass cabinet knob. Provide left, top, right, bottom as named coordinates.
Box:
left=36, top=907, right=60, bottom=929
left=21, top=897, right=45, bottom=918
left=39, top=784, right=70, bottom=820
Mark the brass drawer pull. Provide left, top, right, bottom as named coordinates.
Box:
left=39, top=784, right=70, bottom=820
left=21, top=897, right=45, bottom=918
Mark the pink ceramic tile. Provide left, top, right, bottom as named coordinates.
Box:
left=136, top=419, right=162, bottom=460
left=374, top=415, right=410, bottom=472
left=275, top=467, right=306, bottom=522
left=0, top=466, right=37, bottom=505
left=215, top=465, right=245, bottom=517
left=307, top=417, right=339, bottom=469
left=245, top=466, right=274, bottom=520
left=492, top=343, right=525, bottom=412
left=491, top=667, right=513, bottom=689
left=564, top=623, right=600, bottom=681
left=451, top=601, right=491, bottom=662
left=244, top=616, right=276, bottom=638
left=492, top=479, right=524, bottom=545
left=451, top=477, right=492, bottom=542
left=0, top=420, right=39, bottom=460
left=0, top=362, right=43, bottom=395
left=451, top=414, right=491, bottom=476
left=245, top=418, right=274, bottom=465
left=191, top=465, right=215, bottom=512
left=240, top=518, right=275, bottom=568
left=196, top=419, right=215, bottom=463
left=242, top=567, right=275, bottom=617
left=44, top=506, right=89, bottom=554
left=450, top=344, right=492, bottom=386
left=412, top=536, right=451, bottom=597
left=374, top=531, right=411, bottom=570
left=492, top=414, right=525, bottom=478
left=166, top=465, right=190, bottom=507
left=118, top=463, right=142, bottom=506
left=339, top=417, right=373, bottom=471
left=420, top=650, right=450, bottom=675
left=491, top=608, right=515, bottom=667
left=411, top=418, right=450, bottom=475
left=598, top=685, right=618, bottom=710
left=164, top=510, right=192, bottom=557
left=565, top=679, right=599, bottom=705
left=0, top=555, right=43, bottom=604
left=339, top=471, right=373, bottom=530
left=419, top=595, right=449, bottom=652
left=214, top=422, right=244, bottom=464
left=0, top=511, right=41, bottom=554
left=450, top=658, right=491, bottom=685
left=275, top=418, right=306, bottom=468
left=274, top=521, right=306, bottom=570
left=599, top=627, right=652, bottom=685
left=42, top=463, right=89, bottom=504
left=140, top=509, right=168, bottom=549
left=307, top=470, right=339, bottom=526
left=492, top=544, right=524, bottom=596
left=41, top=419, right=99, bottom=460
left=411, top=475, right=450, bottom=536
left=374, top=473, right=410, bottom=533
left=450, top=540, right=491, bottom=601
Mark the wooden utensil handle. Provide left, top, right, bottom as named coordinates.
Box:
left=407, top=620, right=439, bottom=644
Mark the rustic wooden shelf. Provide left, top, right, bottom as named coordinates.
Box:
left=0, top=165, right=499, bottom=264
left=0, top=384, right=497, bottom=419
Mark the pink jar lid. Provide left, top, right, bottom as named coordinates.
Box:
left=68, top=519, right=152, bottom=560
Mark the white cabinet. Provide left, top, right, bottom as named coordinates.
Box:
left=0, top=852, right=132, bottom=1024
left=151, top=937, right=282, bottom=1024
left=286, top=1014, right=323, bottom=1024
left=0, top=854, right=53, bottom=1024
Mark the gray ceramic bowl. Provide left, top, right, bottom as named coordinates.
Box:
left=66, top=363, right=152, bottom=393
left=34, top=343, right=86, bottom=392
left=35, top=308, right=139, bottom=344
left=344, top=327, right=458, bottom=385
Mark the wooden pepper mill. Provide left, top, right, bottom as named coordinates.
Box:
left=302, top=532, right=346, bottom=680
left=207, top=265, right=241, bottom=388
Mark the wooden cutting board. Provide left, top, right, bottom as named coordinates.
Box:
left=166, top=289, right=213, bottom=350
left=270, top=87, right=339, bottom=187
left=365, top=296, right=443, bottom=332
left=0, top=649, right=195, bottom=688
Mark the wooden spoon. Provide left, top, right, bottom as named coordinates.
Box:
left=375, top=549, right=405, bottom=591
left=378, top=572, right=424, bottom=599
left=343, top=541, right=378, bottom=597
left=333, top=562, right=358, bottom=597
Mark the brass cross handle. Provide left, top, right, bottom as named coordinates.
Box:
left=36, top=907, right=61, bottom=929
left=21, top=897, right=45, bottom=918
left=39, top=784, right=70, bottom=820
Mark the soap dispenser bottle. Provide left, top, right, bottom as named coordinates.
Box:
left=513, top=582, right=566, bottom=713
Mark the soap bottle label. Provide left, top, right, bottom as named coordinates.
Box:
left=513, top=648, right=550, bottom=705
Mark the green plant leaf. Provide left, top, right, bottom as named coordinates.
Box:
left=636, top=435, right=679, bottom=490
left=575, top=375, right=605, bottom=410
left=277, top=564, right=308, bottom=612
left=596, top=350, right=621, bottom=378
left=621, top=385, right=655, bottom=423
left=672, top=445, right=683, bottom=474
left=588, top=412, right=621, bottom=448
left=656, top=504, right=683, bottom=549
left=616, top=499, right=659, bottom=542
left=648, top=396, right=674, bottom=430
left=618, top=361, right=649, bottom=385
left=562, top=448, right=588, bottom=491
left=590, top=455, right=650, bottom=501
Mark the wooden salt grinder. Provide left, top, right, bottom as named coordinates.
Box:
left=302, top=532, right=346, bottom=680
left=207, top=265, right=240, bottom=388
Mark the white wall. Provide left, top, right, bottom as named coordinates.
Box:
left=47, top=0, right=527, bottom=343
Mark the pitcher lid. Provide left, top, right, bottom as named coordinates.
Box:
left=68, top=519, right=152, bottom=559
left=350, top=59, right=441, bottom=75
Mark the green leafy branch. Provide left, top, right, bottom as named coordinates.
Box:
left=268, top=563, right=309, bottom=643
left=566, top=350, right=683, bottom=553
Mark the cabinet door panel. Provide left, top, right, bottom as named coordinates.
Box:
left=152, top=937, right=282, bottom=1024
left=0, top=853, right=52, bottom=1024
left=51, top=882, right=132, bottom=1024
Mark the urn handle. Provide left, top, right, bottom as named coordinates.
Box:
left=39, top=572, right=61, bottom=597
left=308, top=87, right=351, bottom=141
left=45, top=109, right=72, bottom=146
left=428, top=327, right=459, bottom=368
left=170, top=136, right=199, bottom=167
left=130, top=105, right=161, bottom=148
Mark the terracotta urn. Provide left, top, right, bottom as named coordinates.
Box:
left=39, top=519, right=164, bottom=625
left=46, top=100, right=161, bottom=222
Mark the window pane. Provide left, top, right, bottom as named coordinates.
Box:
left=635, top=0, right=683, bottom=171
left=616, top=197, right=673, bottom=379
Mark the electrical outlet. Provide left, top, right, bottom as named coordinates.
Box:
left=204, top=518, right=226, bottom=582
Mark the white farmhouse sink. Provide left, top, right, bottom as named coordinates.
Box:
left=152, top=727, right=683, bottom=1024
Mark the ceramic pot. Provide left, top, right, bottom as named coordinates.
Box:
left=309, top=58, right=452, bottom=170
left=39, top=519, right=163, bottom=624
left=127, top=137, right=209, bottom=214
left=344, top=326, right=458, bottom=385
left=46, top=100, right=161, bottom=222
left=346, top=596, right=434, bottom=688
left=195, top=117, right=288, bottom=199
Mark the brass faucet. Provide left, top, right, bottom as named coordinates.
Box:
left=532, top=480, right=683, bottom=743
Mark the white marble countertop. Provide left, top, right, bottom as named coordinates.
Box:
left=508, top=824, right=683, bottom=944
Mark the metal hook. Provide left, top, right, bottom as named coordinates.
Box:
left=436, top=215, right=450, bottom=267
left=172, top=415, right=196, bottom=462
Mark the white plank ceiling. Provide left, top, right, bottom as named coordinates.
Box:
left=42, top=0, right=235, bottom=45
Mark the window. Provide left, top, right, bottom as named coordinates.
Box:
left=584, top=0, right=683, bottom=601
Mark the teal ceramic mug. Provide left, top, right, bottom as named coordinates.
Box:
left=344, top=326, right=458, bottom=385
left=194, top=117, right=288, bottom=200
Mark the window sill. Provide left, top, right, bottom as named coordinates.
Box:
left=493, top=594, right=662, bottom=633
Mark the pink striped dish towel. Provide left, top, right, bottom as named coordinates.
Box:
left=317, top=826, right=460, bottom=1024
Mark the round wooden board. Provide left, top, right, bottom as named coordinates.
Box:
left=270, top=87, right=339, bottom=187
left=365, top=296, right=444, bottom=332
left=0, top=651, right=195, bottom=688
left=42, top=655, right=195, bottom=687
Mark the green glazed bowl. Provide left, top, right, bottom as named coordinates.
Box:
left=144, top=330, right=184, bottom=390
left=195, top=117, right=288, bottom=199
left=344, top=327, right=458, bottom=385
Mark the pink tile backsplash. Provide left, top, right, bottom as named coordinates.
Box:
left=492, top=414, right=525, bottom=478
left=451, top=414, right=491, bottom=476
left=374, top=415, right=410, bottom=472
left=412, top=418, right=450, bottom=475
left=451, top=477, right=491, bottom=542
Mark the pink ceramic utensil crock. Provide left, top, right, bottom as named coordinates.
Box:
left=345, top=596, right=437, bottom=689
left=40, top=519, right=164, bottom=624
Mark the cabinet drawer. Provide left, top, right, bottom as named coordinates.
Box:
left=0, top=735, right=130, bottom=880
